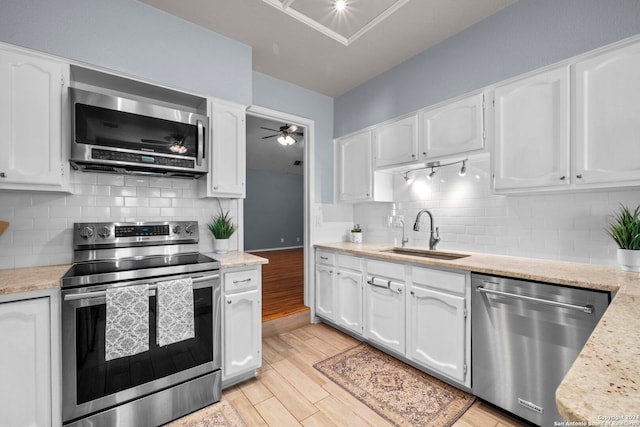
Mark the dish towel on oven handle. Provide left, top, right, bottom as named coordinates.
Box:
left=105, top=284, right=150, bottom=361
left=157, top=277, right=195, bottom=347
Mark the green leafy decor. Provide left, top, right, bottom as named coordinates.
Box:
left=208, top=209, right=237, bottom=239
left=607, top=204, right=640, bottom=250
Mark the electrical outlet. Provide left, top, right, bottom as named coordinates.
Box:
left=280, top=238, right=284, bottom=243
left=296, top=237, right=300, bottom=242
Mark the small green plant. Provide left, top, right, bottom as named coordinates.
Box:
left=208, top=209, right=237, bottom=239
left=351, top=224, right=362, bottom=233
left=607, top=204, right=640, bottom=250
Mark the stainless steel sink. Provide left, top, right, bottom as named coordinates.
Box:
left=381, top=248, right=470, bottom=260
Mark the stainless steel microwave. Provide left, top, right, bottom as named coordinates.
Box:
left=69, top=87, right=208, bottom=178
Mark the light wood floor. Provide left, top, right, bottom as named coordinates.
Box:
left=250, top=248, right=307, bottom=321
left=222, top=322, right=528, bottom=427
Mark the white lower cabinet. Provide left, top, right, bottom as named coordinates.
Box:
left=314, top=249, right=470, bottom=388
left=407, top=267, right=470, bottom=387
left=364, top=268, right=405, bottom=355
left=335, top=255, right=363, bottom=335
left=0, top=294, right=59, bottom=427
left=222, top=266, right=262, bottom=386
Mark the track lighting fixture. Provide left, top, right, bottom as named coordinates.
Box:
left=402, top=158, right=468, bottom=182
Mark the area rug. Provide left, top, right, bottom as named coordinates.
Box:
left=166, top=399, right=247, bottom=427
left=314, top=344, right=475, bottom=427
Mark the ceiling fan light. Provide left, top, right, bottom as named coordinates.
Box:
left=285, top=135, right=295, bottom=145
left=277, top=135, right=287, bottom=145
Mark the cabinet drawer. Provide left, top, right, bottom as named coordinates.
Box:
left=224, top=269, right=259, bottom=292
left=337, top=254, right=361, bottom=271
left=316, top=250, right=335, bottom=265
left=412, top=266, right=466, bottom=294
left=367, top=259, right=405, bottom=281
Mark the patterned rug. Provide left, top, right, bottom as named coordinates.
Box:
left=166, top=399, right=247, bottom=427
left=314, top=344, right=475, bottom=427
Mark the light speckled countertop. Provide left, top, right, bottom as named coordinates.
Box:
left=0, top=251, right=267, bottom=296
left=315, top=242, right=640, bottom=422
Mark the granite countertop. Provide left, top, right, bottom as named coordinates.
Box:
left=315, top=242, right=640, bottom=423
left=0, top=251, right=268, bottom=296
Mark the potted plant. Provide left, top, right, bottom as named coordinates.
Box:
left=208, top=209, right=237, bottom=254
left=607, top=204, right=640, bottom=272
left=350, top=224, right=363, bottom=244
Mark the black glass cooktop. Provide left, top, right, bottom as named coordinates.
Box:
left=61, top=253, right=219, bottom=289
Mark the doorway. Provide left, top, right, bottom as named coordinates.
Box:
left=244, top=108, right=312, bottom=322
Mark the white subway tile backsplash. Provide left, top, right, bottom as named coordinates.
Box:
left=0, top=170, right=240, bottom=268
left=354, top=157, right=640, bottom=266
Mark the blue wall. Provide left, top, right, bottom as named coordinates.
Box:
left=0, top=0, right=252, bottom=105
left=244, top=169, right=304, bottom=251
left=334, top=0, right=640, bottom=137
left=252, top=72, right=334, bottom=204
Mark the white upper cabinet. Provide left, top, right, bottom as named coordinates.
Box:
left=205, top=99, right=246, bottom=198
left=0, top=47, right=69, bottom=191
left=575, top=40, right=640, bottom=186
left=492, top=66, right=570, bottom=191
left=373, top=115, right=419, bottom=168
left=337, top=130, right=392, bottom=203
left=420, top=93, right=485, bottom=160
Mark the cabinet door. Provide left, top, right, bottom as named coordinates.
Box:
left=373, top=115, right=418, bottom=168
left=338, top=131, right=372, bottom=202
left=0, top=49, right=66, bottom=188
left=493, top=66, right=570, bottom=191
left=315, top=264, right=335, bottom=321
left=364, top=281, right=404, bottom=354
left=0, top=298, right=51, bottom=427
left=407, top=286, right=467, bottom=384
left=421, top=93, right=484, bottom=160
left=223, top=289, right=261, bottom=380
left=209, top=100, right=246, bottom=198
left=336, top=269, right=363, bottom=335
left=575, top=41, right=640, bottom=185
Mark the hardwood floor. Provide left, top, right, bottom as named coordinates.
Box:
left=222, top=322, right=528, bottom=427
left=250, top=248, right=307, bottom=321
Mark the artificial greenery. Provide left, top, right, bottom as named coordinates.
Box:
left=351, top=224, right=362, bottom=233
left=207, top=209, right=237, bottom=239
left=607, top=204, right=640, bottom=250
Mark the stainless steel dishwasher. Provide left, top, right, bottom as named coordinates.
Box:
left=472, top=273, right=610, bottom=426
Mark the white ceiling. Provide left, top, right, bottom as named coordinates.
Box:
left=139, top=0, right=515, bottom=97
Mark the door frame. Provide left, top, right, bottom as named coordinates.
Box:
left=245, top=105, right=315, bottom=314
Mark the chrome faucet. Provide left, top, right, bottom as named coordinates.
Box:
left=413, top=209, right=440, bottom=250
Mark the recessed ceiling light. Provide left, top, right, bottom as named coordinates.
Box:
left=334, top=0, right=347, bottom=12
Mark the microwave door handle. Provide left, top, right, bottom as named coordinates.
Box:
left=197, top=120, right=204, bottom=166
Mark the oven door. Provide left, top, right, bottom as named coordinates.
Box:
left=61, top=271, right=221, bottom=423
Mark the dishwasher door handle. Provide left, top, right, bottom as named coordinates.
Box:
left=475, top=285, right=593, bottom=314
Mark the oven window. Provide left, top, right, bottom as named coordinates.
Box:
left=75, top=288, right=212, bottom=404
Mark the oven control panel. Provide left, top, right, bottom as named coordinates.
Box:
left=73, top=221, right=199, bottom=249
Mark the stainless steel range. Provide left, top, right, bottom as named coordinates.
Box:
left=61, top=221, right=221, bottom=427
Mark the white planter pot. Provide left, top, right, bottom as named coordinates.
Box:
left=213, top=238, right=230, bottom=254
left=350, top=232, right=363, bottom=243
left=617, top=248, right=640, bottom=272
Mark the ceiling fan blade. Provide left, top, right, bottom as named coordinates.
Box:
left=260, top=126, right=280, bottom=132
left=261, top=133, right=280, bottom=139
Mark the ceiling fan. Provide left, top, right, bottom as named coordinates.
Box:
left=261, top=124, right=304, bottom=146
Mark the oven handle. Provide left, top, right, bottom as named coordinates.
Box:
left=63, top=273, right=219, bottom=301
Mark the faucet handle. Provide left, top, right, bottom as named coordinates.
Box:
left=435, top=226, right=440, bottom=239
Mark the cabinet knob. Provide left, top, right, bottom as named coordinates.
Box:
left=576, top=174, right=583, bottom=179
left=366, top=193, right=370, bottom=197
left=213, top=186, right=219, bottom=190
left=411, top=154, right=416, bottom=158
left=422, top=152, right=427, bottom=156
left=410, top=291, right=415, bottom=296
left=559, top=176, right=566, bottom=180
left=227, top=300, right=232, bottom=304
left=0, top=172, right=5, bottom=178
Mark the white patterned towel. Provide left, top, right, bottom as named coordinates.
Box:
left=105, top=284, right=150, bottom=361
left=157, top=278, right=195, bottom=347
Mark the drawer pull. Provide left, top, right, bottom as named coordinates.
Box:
left=320, top=256, right=329, bottom=260
left=233, top=278, right=252, bottom=284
